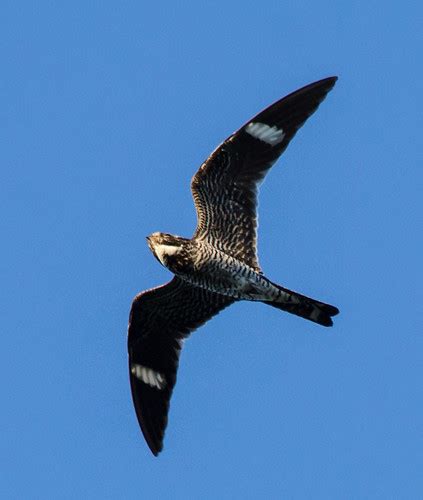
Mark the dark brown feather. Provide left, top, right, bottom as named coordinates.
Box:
left=191, top=77, right=337, bottom=270
left=128, top=277, right=234, bottom=455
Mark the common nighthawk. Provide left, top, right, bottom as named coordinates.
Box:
left=128, top=77, right=339, bottom=456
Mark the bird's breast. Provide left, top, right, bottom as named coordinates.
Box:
left=168, top=242, right=258, bottom=297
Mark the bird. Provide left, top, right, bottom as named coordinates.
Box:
left=128, top=76, right=339, bottom=456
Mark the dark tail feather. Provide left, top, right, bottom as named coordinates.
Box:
left=264, top=283, right=339, bottom=327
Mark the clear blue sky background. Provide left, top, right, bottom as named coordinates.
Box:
left=2, top=1, right=422, bottom=498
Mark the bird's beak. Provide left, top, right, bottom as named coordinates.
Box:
left=146, top=236, right=154, bottom=252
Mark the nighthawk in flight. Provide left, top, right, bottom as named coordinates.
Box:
left=128, top=77, right=339, bottom=455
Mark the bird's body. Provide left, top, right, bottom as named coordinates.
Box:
left=147, top=233, right=337, bottom=323
left=128, top=77, right=340, bottom=455
left=149, top=233, right=278, bottom=299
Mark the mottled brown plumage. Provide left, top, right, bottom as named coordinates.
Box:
left=128, top=77, right=339, bottom=456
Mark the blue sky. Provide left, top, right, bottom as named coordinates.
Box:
left=2, top=1, right=422, bottom=498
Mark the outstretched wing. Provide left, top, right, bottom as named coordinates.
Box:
left=191, top=77, right=337, bottom=270
left=128, top=277, right=234, bottom=456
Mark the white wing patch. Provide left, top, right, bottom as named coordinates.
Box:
left=245, top=122, right=285, bottom=145
left=131, top=363, right=166, bottom=390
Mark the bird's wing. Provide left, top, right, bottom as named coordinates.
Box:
left=127, top=277, right=235, bottom=456
left=191, top=77, right=337, bottom=270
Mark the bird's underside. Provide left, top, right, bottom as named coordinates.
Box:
left=128, top=76, right=339, bottom=456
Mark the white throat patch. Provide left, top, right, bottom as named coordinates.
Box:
left=155, top=244, right=180, bottom=265
left=245, top=122, right=285, bottom=145
left=131, top=363, right=166, bottom=390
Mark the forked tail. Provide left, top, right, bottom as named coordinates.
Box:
left=264, top=281, right=339, bottom=327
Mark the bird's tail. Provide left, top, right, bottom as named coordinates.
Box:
left=263, top=281, right=339, bottom=327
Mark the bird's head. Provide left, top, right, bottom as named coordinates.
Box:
left=146, top=232, right=188, bottom=267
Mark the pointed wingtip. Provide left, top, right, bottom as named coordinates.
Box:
left=312, top=76, right=338, bottom=92
left=141, top=423, right=164, bottom=457
left=328, top=76, right=338, bottom=87
left=318, top=76, right=338, bottom=92
left=323, top=75, right=338, bottom=84
left=150, top=446, right=161, bottom=457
